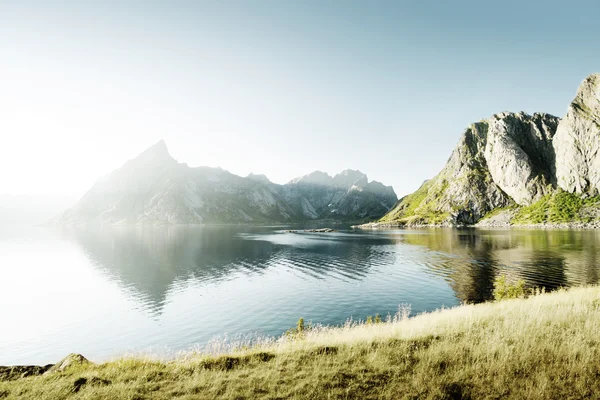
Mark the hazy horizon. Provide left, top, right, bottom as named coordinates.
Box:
left=2, top=0, right=599, bottom=200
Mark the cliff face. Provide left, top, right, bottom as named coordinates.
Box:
left=381, top=113, right=560, bottom=225
left=379, top=73, right=600, bottom=226
left=58, top=144, right=397, bottom=225
left=484, top=112, right=559, bottom=205
left=554, top=74, right=600, bottom=196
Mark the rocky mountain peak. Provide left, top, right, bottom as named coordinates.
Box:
left=247, top=173, right=271, bottom=184
left=288, top=171, right=333, bottom=186
left=333, top=169, right=368, bottom=188
left=129, top=139, right=176, bottom=168
left=572, top=74, right=600, bottom=112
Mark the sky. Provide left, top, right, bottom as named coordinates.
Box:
left=1, top=0, right=599, bottom=202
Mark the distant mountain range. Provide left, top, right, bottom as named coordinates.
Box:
left=371, top=73, right=600, bottom=227
left=57, top=141, right=397, bottom=225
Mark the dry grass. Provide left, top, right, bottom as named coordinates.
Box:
left=2, top=286, right=600, bottom=399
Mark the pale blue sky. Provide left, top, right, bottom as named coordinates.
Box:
left=1, top=0, right=598, bottom=199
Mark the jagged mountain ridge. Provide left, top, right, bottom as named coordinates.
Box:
left=379, top=73, right=600, bottom=226
left=58, top=142, right=397, bottom=224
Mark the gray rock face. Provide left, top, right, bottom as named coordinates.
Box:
left=58, top=143, right=397, bottom=224
left=484, top=112, right=559, bottom=205
left=47, top=353, right=90, bottom=373
left=554, top=74, right=600, bottom=195
left=381, top=112, right=560, bottom=225
left=432, top=120, right=515, bottom=221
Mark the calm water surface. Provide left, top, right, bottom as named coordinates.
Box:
left=2, top=225, right=600, bottom=365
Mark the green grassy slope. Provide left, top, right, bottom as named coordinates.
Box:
left=510, top=190, right=600, bottom=225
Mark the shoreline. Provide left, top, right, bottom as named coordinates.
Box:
left=2, top=286, right=600, bottom=399
left=353, top=221, right=600, bottom=230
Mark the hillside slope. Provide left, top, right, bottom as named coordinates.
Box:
left=376, top=73, right=600, bottom=227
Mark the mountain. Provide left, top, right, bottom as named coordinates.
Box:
left=376, top=73, right=600, bottom=227
left=57, top=143, right=397, bottom=225
left=282, top=169, right=397, bottom=220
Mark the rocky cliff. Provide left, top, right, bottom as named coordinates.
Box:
left=554, top=74, right=600, bottom=196
left=377, top=73, right=600, bottom=227
left=57, top=142, right=397, bottom=225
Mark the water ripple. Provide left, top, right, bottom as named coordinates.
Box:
left=4, top=225, right=600, bottom=365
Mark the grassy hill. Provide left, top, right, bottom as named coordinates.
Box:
left=2, top=285, right=600, bottom=399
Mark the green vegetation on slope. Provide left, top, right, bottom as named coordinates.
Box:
left=512, top=190, right=600, bottom=225
left=380, top=180, right=450, bottom=225
left=381, top=188, right=600, bottom=226
left=3, top=286, right=600, bottom=399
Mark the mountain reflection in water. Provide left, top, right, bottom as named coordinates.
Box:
left=2, top=225, right=600, bottom=365
left=65, top=227, right=600, bottom=312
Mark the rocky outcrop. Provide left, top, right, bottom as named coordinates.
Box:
left=0, top=354, right=89, bottom=382
left=380, top=112, right=559, bottom=225
left=377, top=73, right=600, bottom=227
left=57, top=144, right=397, bottom=225
left=0, top=364, right=53, bottom=381
left=47, top=353, right=90, bottom=373
left=554, top=74, right=600, bottom=196
left=484, top=112, right=559, bottom=205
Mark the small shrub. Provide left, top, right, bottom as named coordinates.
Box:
left=493, top=275, right=526, bottom=301
left=285, top=318, right=309, bottom=340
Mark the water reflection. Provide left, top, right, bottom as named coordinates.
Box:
left=400, top=228, right=600, bottom=302
left=5, top=226, right=600, bottom=365
left=62, top=226, right=600, bottom=314
left=62, top=226, right=397, bottom=314
left=61, top=226, right=273, bottom=313
left=398, top=229, right=499, bottom=303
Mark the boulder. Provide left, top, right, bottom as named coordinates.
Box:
left=46, top=353, right=90, bottom=373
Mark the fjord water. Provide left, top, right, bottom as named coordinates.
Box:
left=2, top=225, right=600, bottom=365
